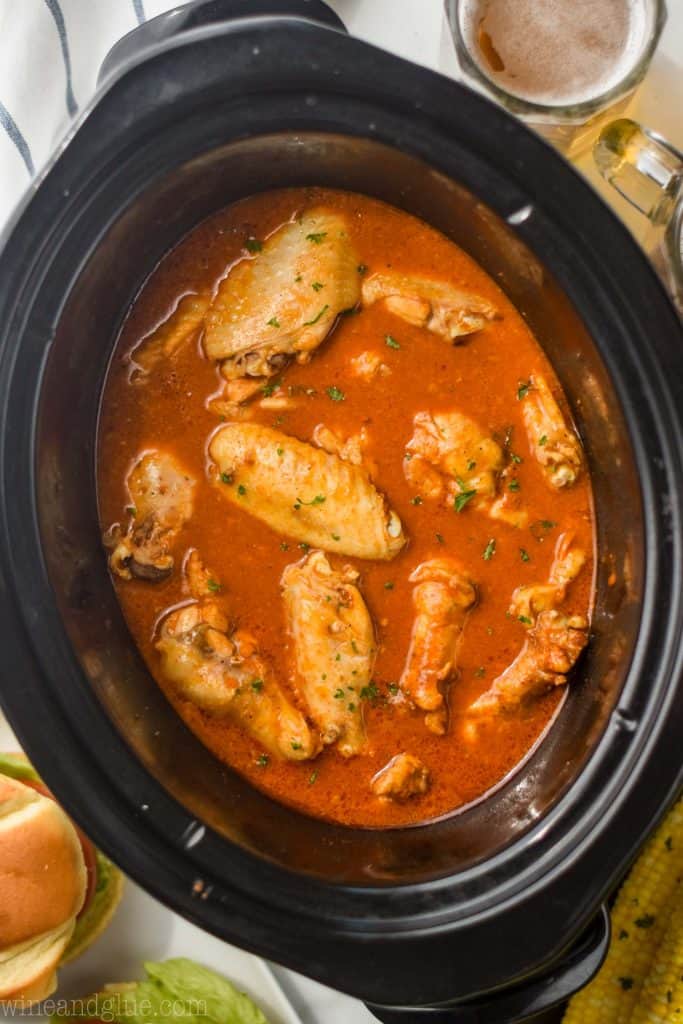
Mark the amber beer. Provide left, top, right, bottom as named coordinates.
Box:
left=447, top=0, right=664, bottom=154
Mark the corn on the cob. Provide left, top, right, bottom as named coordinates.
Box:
left=630, top=895, right=683, bottom=1023
left=564, top=799, right=683, bottom=1024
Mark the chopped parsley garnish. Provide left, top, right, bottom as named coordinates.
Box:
left=411, top=495, right=423, bottom=506
left=299, top=542, right=310, bottom=553
left=126, top=505, right=137, bottom=517
left=291, top=741, right=302, bottom=751
left=517, top=380, right=531, bottom=400
left=261, top=379, right=280, bottom=397
left=257, top=754, right=269, bottom=767
left=455, top=488, right=477, bottom=513
left=357, top=263, right=368, bottom=275
left=237, top=484, right=247, bottom=496
left=360, top=682, right=379, bottom=701
left=326, top=385, right=345, bottom=402
left=510, top=453, right=523, bottom=464
left=483, top=538, right=496, bottom=560
left=280, top=541, right=289, bottom=551
left=475, top=666, right=486, bottom=678
left=520, top=548, right=530, bottom=562
left=251, top=678, right=264, bottom=692
left=530, top=519, right=557, bottom=540
left=207, top=578, right=222, bottom=593
left=385, top=335, right=401, bottom=350
left=509, top=479, right=521, bottom=492
left=539, top=434, right=548, bottom=446
left=312, top=281, right=324, bottom=291
left=404, top=452, right=413, bottom=461
left=348, top=702, right=356, bottom=711
left=266, top=316, right=280, bottom=328
left=245, top=238, right=263, bottom=253
left=384, top=581, right=395, bottom=590
left=467, top=459, right=477, bottom=471
left=277, top=447, right=284, bottom=456
left=518, top=615, right=532, bottom=625
left=334, top=688, right=345, bottom=699
left=303, top=303, right=329, bottom=326
left=294, top=494, right=326, bottom=508
left=331, top=533, right=341, bottom=541
left=294, top=273, right=302, bottom=282
left=388, top=683, right=399, bottom=695
left=635, top=914, right=656, bottom=929
left=351, top=640, right=358, bottom=654
left=436, top=532, right=445, bottom=545
left=308, top=771, right=319, bottom=785
left=220, top=472, right=233, bottom=485
left=306, top=231, right=327, bottom=244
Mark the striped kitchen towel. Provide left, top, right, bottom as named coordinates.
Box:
left=0, top=0, right=180, bottom=231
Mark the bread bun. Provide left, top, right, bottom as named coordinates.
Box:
left=0, top=776, right=87, bottom=1004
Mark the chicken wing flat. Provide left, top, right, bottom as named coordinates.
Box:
left=469, top=611, right=589, bottom=716
left=204, top=208, right=361, bottom=382
left=510, top=532, right=587, bottom=623
left=362, top=271, right=499, bottom=341
left=405, top=410, right=527, bottom=527
left=104, top=451, right=195, bottom=581
left=281, top=550, right=374, bottom=757
left=209, top=423, right=405, bottom=560
left=400, top=558, right=477, bottom=734
left=371, top=753, right=430, bottom=801
left=157, top=556, right=319, bottom=761
left=521, top=374, right=583, bottom=489
left=130, top=293, right=210, bottom=376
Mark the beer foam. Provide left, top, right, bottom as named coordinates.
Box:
left=461, top=0, right=650, bottom=107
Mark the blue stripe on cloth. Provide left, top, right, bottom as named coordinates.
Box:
left=132, top=0, right=146, bottom=24
left=43, top=0, right=78, bottom=116
left=0, top=101, right=34, bottom=175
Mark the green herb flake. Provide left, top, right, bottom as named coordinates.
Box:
left=326, top=384, right=345, bottom=402
left=261, top=379, right=280, bottom=397
left=385, top=335, right=401, bottom=350
left=530, top=518, right=557, bottom=540
left=331, top=532, right=341, bottom=541
left=291, top=741, right=302, bottom=751
left=294, top=273, right=303, bottom=282
left=510, top=453, right=523, bottom=464
left=251, top=678, right=264, bottom=692
left=539, top=434, right=548, bottom=446
left=220, top=472, right=233, bottom=485
left=296, top=494, right=326, bottom=507
left=308, top=771, right=319, bottom=785
left=467, top=459, right=477, bottom=472
left=520, top=548, right=531, bottom=562
left=280, top=541, right=289, bottom=551
left=312, top=281, right=324, bottom=292
left=634, top=914, right=656, bottom=929
left=411, top=495, right=424, bottom=506
left=351, top=640, right=359, bottom=654
left=299, top=542, right=310, bottom=553
left=436, top=532, right=445, bottom=545
left=455, top=488, right=477, bottom=513
left=509, top=479, right=521, bottom=492
left=207, top=578, right=222, bottom=593
left=619, top=929, right=629, bottom=940
left=126, top=505, right=137, bottom=517
left=357, top=263, right=368, bottom=275
left=334, top=688, right=345, bottom=699
left=306, top=231, right=327, bottom=244
left=388, top=683, right=399, bottom=695
left=266, top=316, right=281, bottom=328
left=245, top=238, right=263, bottom=253
left=257, top=753, right=269, bottom=767
left=518, top=615, right=532, bottom=625
left=347, top=702, right=356, bottom=711
left=304, top=303, right=330, bottom=326
left=277, top=447, right=284, bottom=456
left=475, top=666, right=486, bottom=678
left=384, top=581, right=395, bottom=590
left=618, top=978, right=634, bottom=991
left=360, top=682, right=379, bottom=701
left=665, top=836, right=673, bottom=851
left=237, top=484, right=247, bottom=496
left=483, top=538, right=496, bottom=561
left=517, top=380, right=531, bottom=400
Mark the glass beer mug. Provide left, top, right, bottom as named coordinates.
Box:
left=595, top=119, right=683, bottom=315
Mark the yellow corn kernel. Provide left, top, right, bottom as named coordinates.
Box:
left=630, top=894, right=683, bottom=1024
left=564, top=800, right=683, bottom=1024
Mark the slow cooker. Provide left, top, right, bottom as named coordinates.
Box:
left=0, top=2, right=681, bottom=1020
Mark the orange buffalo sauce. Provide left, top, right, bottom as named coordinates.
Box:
left=98, top=188, right=594, bottom=828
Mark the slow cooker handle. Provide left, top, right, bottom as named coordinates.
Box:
left=98, top=0, right=347, bottom=85
left=366, top=905, right=610, bottom=1024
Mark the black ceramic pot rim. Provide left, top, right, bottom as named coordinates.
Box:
left=0, top=15, right=682, bottom=1006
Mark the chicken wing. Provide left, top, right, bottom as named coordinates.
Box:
left=520, top=374, right=583, bottom=488
left=129, top=293, right=211, bottom=376
left=469, top=610, right=589, bottom=716
left=400, top=558, right=477, bottom=734
left=510, top=532, right=587, bottom=623
left=104, top=451, right=195, bottom=581
left=371, top=753, right=430, bottom=801
left=157, top=555, right=319, bottom=761
left=281, top=551, right=374, bottom=757
left=209, top=423, right=405, bottom=560
left=204, top=208, right=361, bottom=384
left=362, top=271, right=498, bottom=341
left=404, top=410, right=527, bottom=527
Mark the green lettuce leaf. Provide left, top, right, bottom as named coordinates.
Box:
left=51, top=958, right=269, bottom=1024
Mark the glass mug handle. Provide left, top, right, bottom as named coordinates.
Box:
left=594, top=118, right=683, bottom=226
